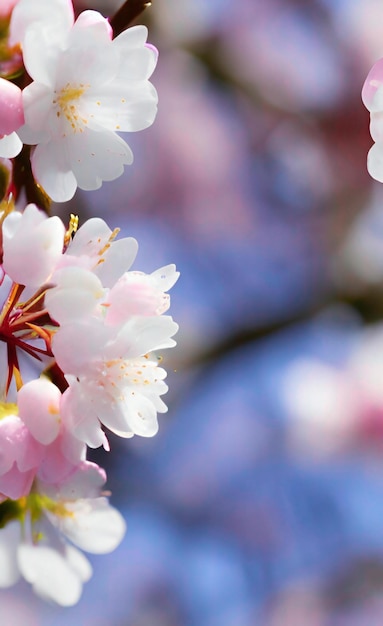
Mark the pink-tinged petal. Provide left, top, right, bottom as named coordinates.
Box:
left=41, top=461, right=105, bottom=501
left=37, top=440, right=77, bottom=484
left=58, top=423, right=87, bottom=464
left=0, top=132, right=22, bottom=158
left=0, top=416, right=21, bottom=474
left=0, top=0, right=19, bottom=19
left=367, top=142, right=383, bottom=183
left=363, top=58, right=383, bottom=110
left=0, top=415, right=43, bottom=474
left=0, top=463, right=35, bottom=499
left=106, top=273, right=170, bottom=324
left=18, top=379, right=61, bottom=445
left=105, top=264, right=179, bottom=325
left=2, top=205, right=65, bottom=287
left=0, top=79, right=23, bottom=135
left=52, top=320, right=110, bottom=375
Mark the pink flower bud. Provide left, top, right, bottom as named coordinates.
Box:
left=0, top=0, right=19, bottom=19
left=0, top=78, right=24, bottom=136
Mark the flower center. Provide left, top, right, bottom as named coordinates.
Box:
left=0, top=281, right=55, bottom=395
left=53, top=83, right=90, bottom=134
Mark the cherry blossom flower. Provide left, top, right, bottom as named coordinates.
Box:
left=0, top=462, right=125, bottom=605
left=11, top=1, right=158, bottom=201
left=55, top=315, right=178, bottom=447
left=0, top=378, right=86, bottom=500
left=0, top=411, right=43, bottom=500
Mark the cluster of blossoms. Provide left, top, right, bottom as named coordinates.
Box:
left=0, top=0, right=179, bottom=606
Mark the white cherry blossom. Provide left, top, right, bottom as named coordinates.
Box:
left=54, top=315, right=178, bottom=447
left=11, top=2, right=158, bottom=201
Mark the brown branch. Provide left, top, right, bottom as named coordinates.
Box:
left=109, top=0, right=153, bottom=37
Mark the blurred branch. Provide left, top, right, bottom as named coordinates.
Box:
left=109, top=0, right=153, bottom=36
left=182, top=288, right=383, bottom=371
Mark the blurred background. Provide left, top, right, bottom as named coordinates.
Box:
left=7, top=0, right=383, bottom=623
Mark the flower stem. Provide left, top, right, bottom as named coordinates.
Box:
left=109, top=0, right=153, bottom=37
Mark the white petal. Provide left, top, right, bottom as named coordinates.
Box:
left=0, top=132, right=22, bottom=158
left=367, top=142, right=383, bottom=183
left=31, top=140, right=77, bottom=202
left=22, top=81, right=55, bottom=137
left=95, top=237, right=138, bottom=287
left=46, top=267, right=104, bottom=324
left=151, top=264, right=180, bottom=291
left=112, top=316, right=179, bottom=357
left=112, top=25, right=149, bottom=50
left=10, top=0, right=74, bottom=48
left=85, top=80, right=158, bottom=132
left=66, top=217, right=113, bottom=257
left=120, top=393, right=159, bottom=437
left=61, top=382, right=107, bottom=449
left=113, top=39, right=158, bottom=80
left=54, top=497, right=126, bottom=554
left=18, top=543, right=91, bottom=606
left=370, top=112, right=383, bottom=143
left=23, top=25, right=62, bottom=85
left=0, top=522, right=21, bottom=587
left=68, top=128, right=133, bottom=191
